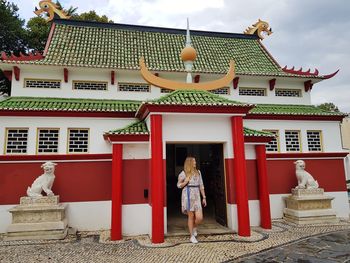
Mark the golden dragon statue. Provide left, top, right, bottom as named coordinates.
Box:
left=34, top=0, right=70, bottom=22
left=244, top=19, right=272, bottom=40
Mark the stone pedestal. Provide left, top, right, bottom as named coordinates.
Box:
left=5, top=196, right=68, bottom=241
left=283, top=188, right=338, bottom=224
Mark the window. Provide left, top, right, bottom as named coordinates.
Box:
left=5, top=128, right=29, bottom=154
left=118, top=83, right=150, bottom=92
left=307, top=130, right=322, bottom=152
left=68, top=128, right=89, bottom=153
left=275, top=89, right=301, bottom=97
left=73, top=81, right=107, bottom=91
left=24, top=79, right=61, bottom=89
left=37, top=129, right=59, bottom=153
left=239, top=87, right=266, bottom=96
left=210, top=87, right=230, bottom=95
left=263, top=130, right=279, bottom=152
left=285, top=130, right=301, bottom=152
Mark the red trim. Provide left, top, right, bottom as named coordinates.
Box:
left=104, top=134, right=149, bottom=142
left=233, top=77, right=239, bottom=89
left=150, top=115, right=164, bottom=243
left=3, top=70, right=12, bottom=81
left=266, top=152, right=348, bottom=159
left=64, top=68, right=68, bottom=83
left=245, top=114, right=345, bottom=121
left=111, top=71, right=115, bottom=85
left=244, top=136, right=273, bottom=143
left=323, top=70, right=339, bottom=80
left=269, top=78, right=276, bottom=91
left=194, top=75, right=200, bottom=83
left=44, top=23, right=56, bottom=56
left=0, top=153, right=112, bottom=161
left=13, top=66, right=20, bottom=81
left=0, top=110, right=135, bottom=118
left=111, top=144, right=123, bottom=240
left=137, top=104, right=253, bottom=120
left=304, top=80, right=313, bottom=92
left=282, top=66, right=319, bottom=76
left=231, top=116, right=251, bottom=236
left=255, top=145, right=272, bottom=229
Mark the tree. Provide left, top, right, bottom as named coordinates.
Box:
left=72, top=11, right=114, bottom=23
left=26, top=16, right=51, bottom=52
left=317, top=102, right=340, bottom=112
left=0, top=0, right=28, bottom=54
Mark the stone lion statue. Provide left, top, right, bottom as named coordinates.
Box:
left=294, top=160, right=319, bottom=189
left=27, top=162, right=57, bottom=197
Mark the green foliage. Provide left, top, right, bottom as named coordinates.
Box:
left=317, top=102, right=340, bottom=112
left=26, top=16, right=50, bottom=52
left=72, top=11, right=114, bottom=23
left=0, top=0, right=27, bottom=53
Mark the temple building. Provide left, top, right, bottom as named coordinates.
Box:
left=0, top=5, right=349, bottom=244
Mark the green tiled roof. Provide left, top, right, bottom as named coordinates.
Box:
left=250, top=104, right=345, bottom=116
left=243, top=127, right=275, bottom=137
left=105, top=120, right=149, bottom=135
left=0, top=19, right=292, bottom=77
left=144, top=90, right=251, bottom=106
left=0, top=97, right=140, bottom=112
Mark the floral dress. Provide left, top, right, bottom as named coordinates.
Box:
left=177, top=170, right=204, bottom=214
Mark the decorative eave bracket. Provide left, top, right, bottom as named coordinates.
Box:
left=304, top=80, right=313, bottom=92
left=233, top=77, right=239, bottom=89
left=269, top=78, right=276, bottom=91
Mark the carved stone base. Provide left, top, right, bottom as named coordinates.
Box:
left=5, top=196, right=68, bottom=241
left=283, top=188, right=339, bottom=225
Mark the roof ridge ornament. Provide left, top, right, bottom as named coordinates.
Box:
left=244, top=19, right=272, bottom=40
left=282, top=65, right=339, bottom=79
left=34, top=0, right=71, bottom=22
left=139, top=57, right=235, bottom=91
left=180, top=18, right=197, bottom=83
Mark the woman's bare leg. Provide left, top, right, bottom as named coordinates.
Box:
left=194, top=210, right=203, bottom=228
left=187, top=212, right=195, bottom=235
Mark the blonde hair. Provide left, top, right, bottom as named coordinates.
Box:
left=184, top=157, right=199, bottom=179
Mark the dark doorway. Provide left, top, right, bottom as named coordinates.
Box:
left=166, top=143, right=228, bottom=235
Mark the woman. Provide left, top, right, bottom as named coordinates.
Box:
left=177, top=157, right=207, bottom=244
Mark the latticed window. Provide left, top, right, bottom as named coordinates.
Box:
left=264, top=130, right=279, bottom=152
left=24, top=79, right=61, bottom=89
left=275, top=89, right=301, bottom=97
left=307, top=130, right=322, bottom=152
left=68, top=129, right=89, bottom=153
left=210, top=87, right=230, bottom=95
left=239, top=87, right=266, bottom=96
left=5, top=128, right=29, bottom=154
left=118, top=83, right=150, bottom=92
left=285, top=130, right=301, bottom=152
left=73, top=81, right=108, bottom=91
left=37, top=129, right=59, bottom=153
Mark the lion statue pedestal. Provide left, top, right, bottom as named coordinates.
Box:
left=283, top=188, right=338, bottom=224
left=5, top=162, right=68, bottom=241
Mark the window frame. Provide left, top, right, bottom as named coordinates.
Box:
left=36, top=128, right=60, bottom=154
left=4, top=127, right=29, bottom=155
left=306, top=130, right=323, bottom=152
left=284, top=130, right=302, bottom=152
left=67, top=128, right=90, bottom=154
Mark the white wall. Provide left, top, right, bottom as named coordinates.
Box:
left=244, top=119, right=345, bottom=152
left=10, top=65, right=313, bottom=105
left=0, top=116, right=136, bottom=154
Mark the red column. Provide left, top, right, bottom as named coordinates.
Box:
left=111, top=143, right=123, bottom=240
left=255, top=145, right=272, bottom=229
left=231, top=116, right=251, bottom=236
left=150, top=114, right=164, bottom=243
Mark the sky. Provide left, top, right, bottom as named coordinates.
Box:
left=11, top=0, right=350, bottom=112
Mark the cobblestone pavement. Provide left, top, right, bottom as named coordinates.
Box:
left=1, top=220, right=350, bottom=263
left=236, top=230, right=350, bottom=263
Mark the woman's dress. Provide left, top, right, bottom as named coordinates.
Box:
left=177, top=171, right=204, bottom=214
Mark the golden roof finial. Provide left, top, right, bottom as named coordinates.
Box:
left=34, top=0, right=71, bottom=22
left=244, top=19, right=273, bottom=40
left=180, top=18, right=197, bottom=83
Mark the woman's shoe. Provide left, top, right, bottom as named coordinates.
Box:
left=190, top=235, right=198, bottom=244
left=193, top=228, right=198, bottom=237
